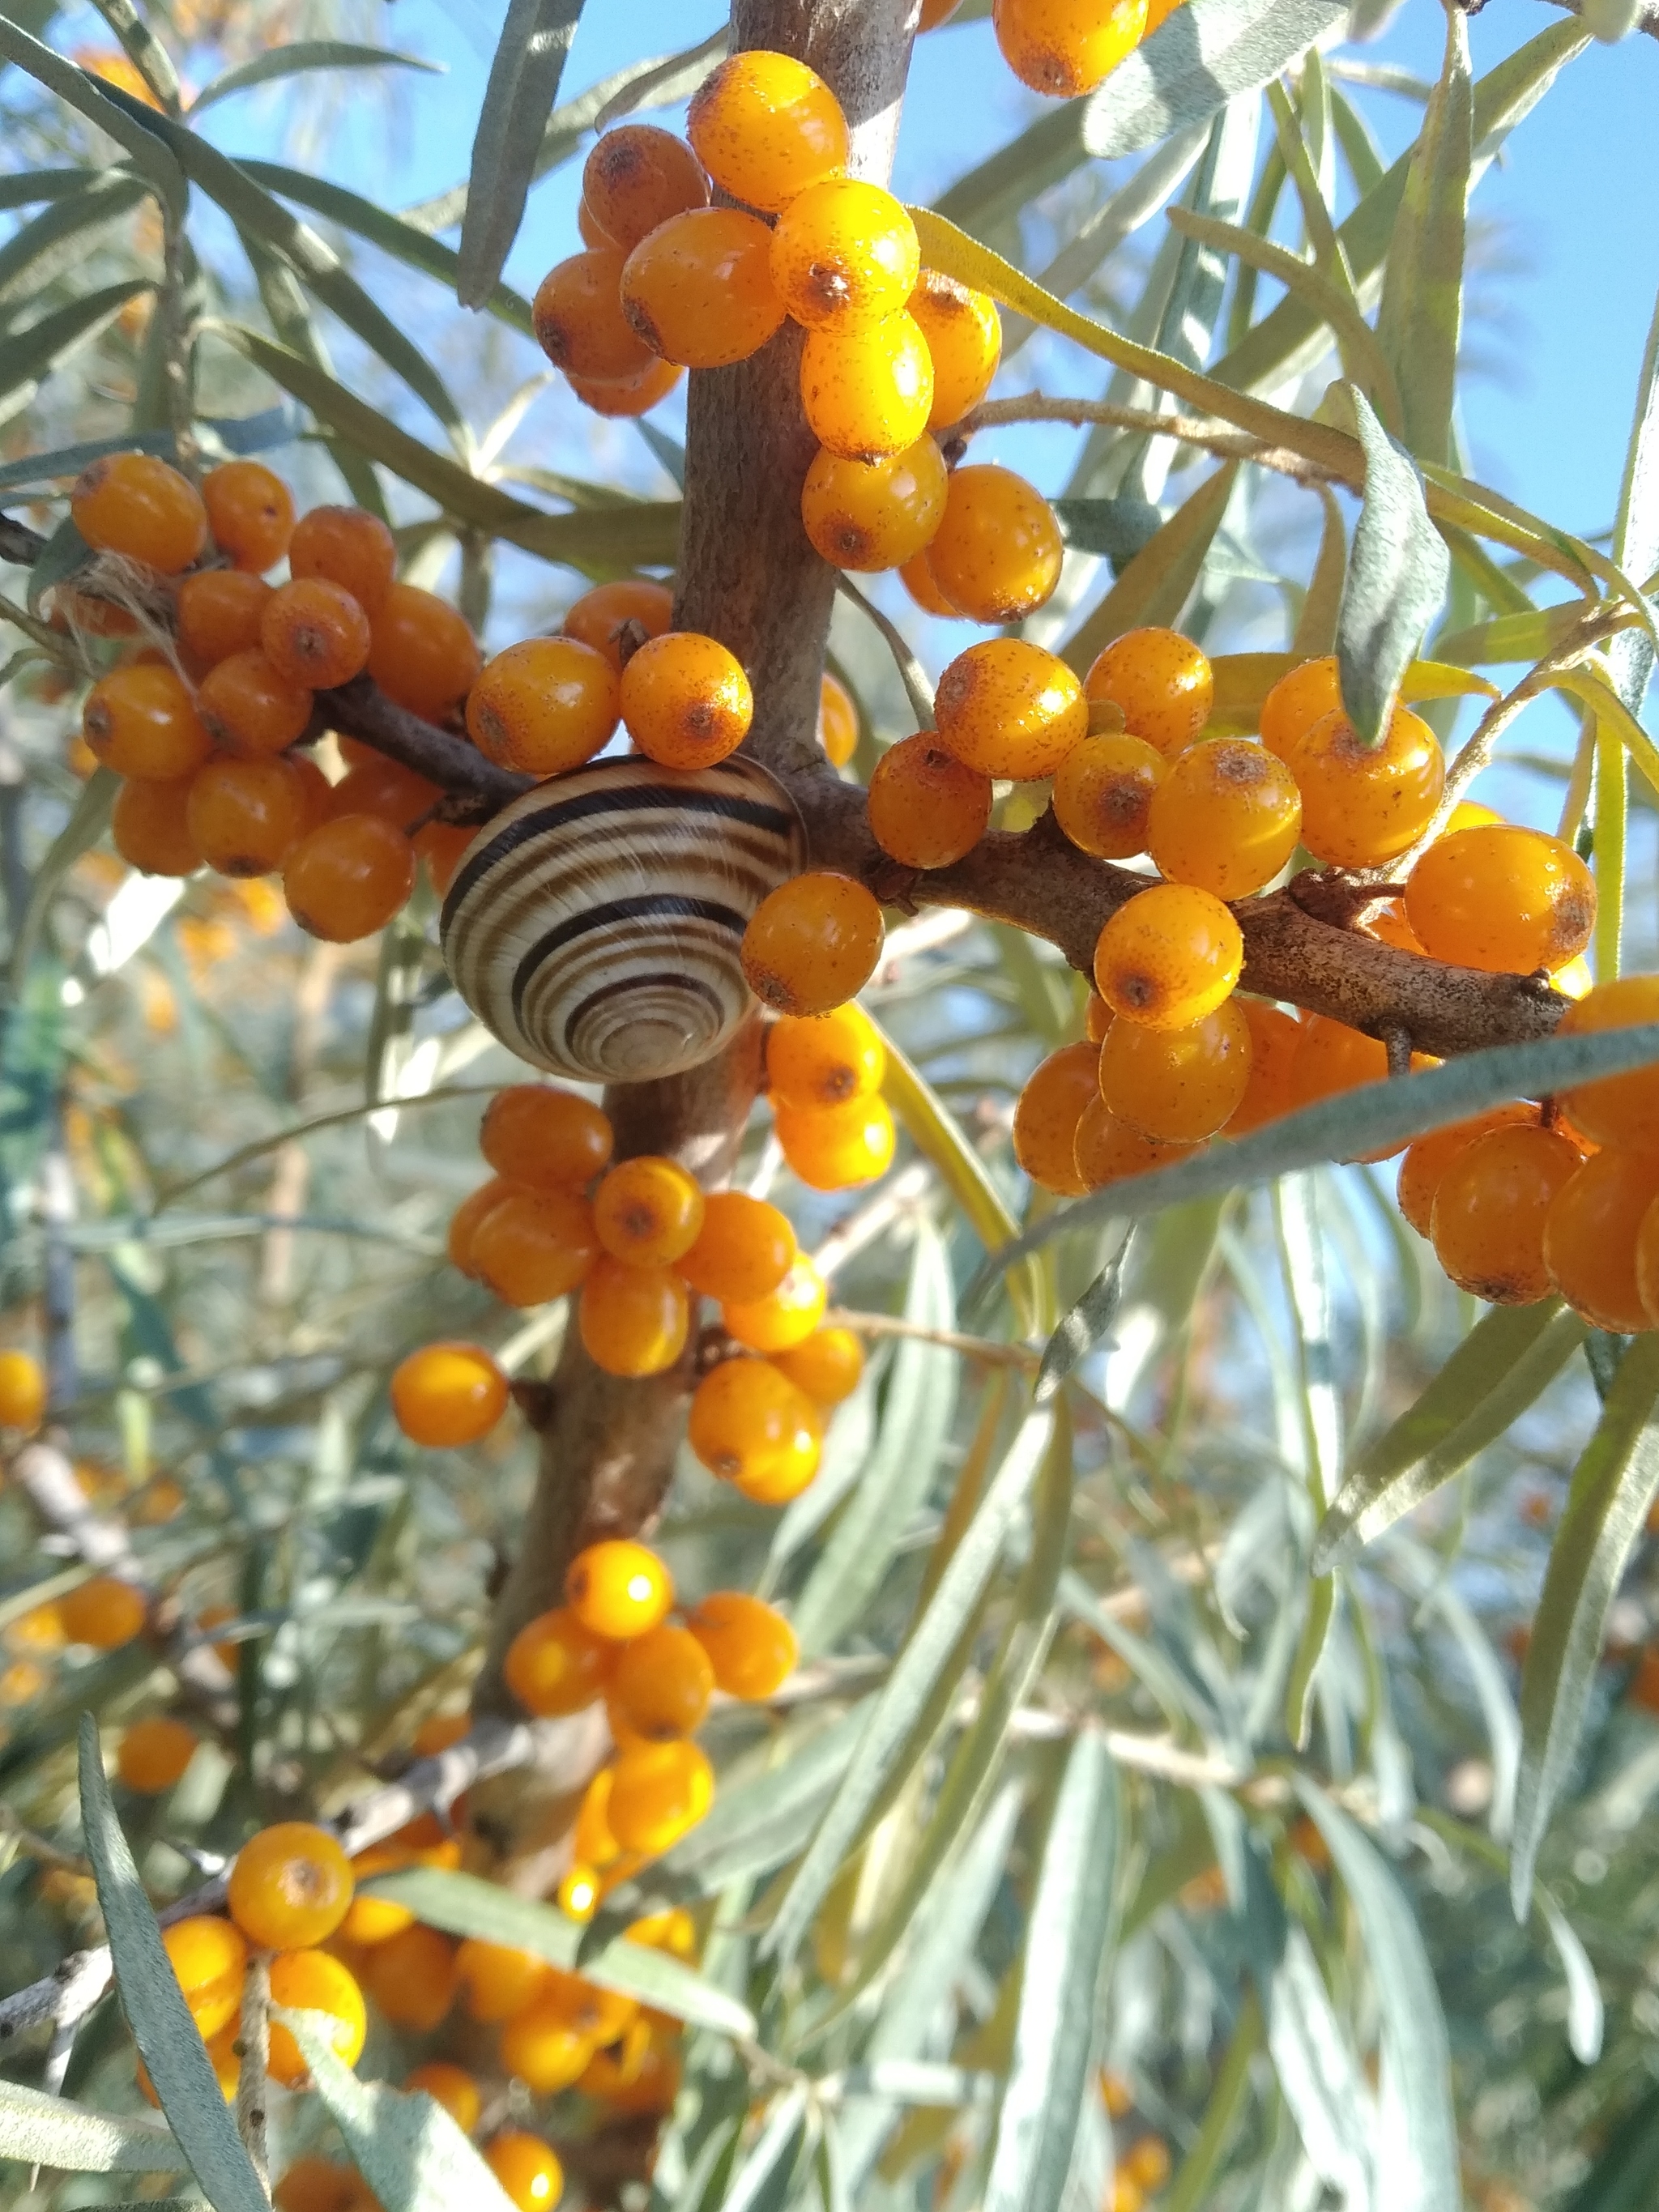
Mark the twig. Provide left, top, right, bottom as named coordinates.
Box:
left=823, top=1304, right=1040, bottom=1369
left=950, top=393, right=1339, bottom=488
left=233, top=1954, right=270, bottom=2189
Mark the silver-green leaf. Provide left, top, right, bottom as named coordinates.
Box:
left=458, top=0, right=586, bottom=307
left=1335, top=382, right=1451, bottom=746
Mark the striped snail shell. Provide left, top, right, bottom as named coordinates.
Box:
left=439, top=754, right=803, bottom=1084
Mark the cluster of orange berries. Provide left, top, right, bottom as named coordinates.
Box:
left=989, top=0, right=1188, bottom=100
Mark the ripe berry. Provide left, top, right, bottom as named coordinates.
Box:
left=1224, top=1001, right=1303, bottom=1136
left=610, top=1622, right=715, bottom=1740
left=1084, top=628, right=1213, bottom=758
left=467, top=636, right=620, bottom=774
left=579, top=1255, right=690, bottom=1376
left=533, top=246, right=658, bottom=381
left=117, top=1714, right=198, bottom=1794
left=1013, top=1041, right=1099, bottom=1196
left=482, top=1085, right=613, bottom=1187
left=868, top=733, right=991, bottom=867
left=925, top=464, right=1063, bottom=622
left=267, top=1949, right=366, bottom=2085
left=767, top=1002, right=885, bottom=1110
left=907, top=270, right=1001, bottom=429
left=994, top=0, right=1150, bottom=95
left=595, top=1156, right=705, bottom=1266
left=724, top=1252, right=829, bottom=1353
left=0, top=1349, right=46, bottom=1430
left=689, top=1591, right=799, bottom=1697
left=921, top=0, right=965, bottom=22
left=331, top=753, right=439, bottom=829
left=283, top=814, right=415, bottom=941
left=1073, top=1097, right=1196, bottom=1189
left=416, top=817, right=474, bottom=894
left=775, top=1093, right=897, bottom=1188
left=679, top=1191, right=796, bottom=1302
left=620, top=631, right=753, bottom=767
left=405, top=2061, right=481, bottom=2134
left=566, top=1538, right=673, bottom=1639
left=1286, top=704, right=1445, bottom=870
left=582, top=124, right=710, bottom=250
left=361, top=1922, right=458, bottom=2032
left=112, top=774, right=201, bottom=876
left=772, top=1325, right=864, bottom=1405
left=201, top=459, right=294, bottom=572
left=608, top=1737, right=714, bottom=1853
left=196, top=649, right=312, bottom=757
left=505, top=1606, right=616, bottom=1717
left=900, top=548, right=964, bottom=618
left=1093, top=884, right=1243, bottom=1029
left=162, top=1916, right=248, bottom=2039
left=336, top=1846, right=416, bottom=1950
left=289, top=505, right=397, bottom=615
left=500, top=1998, right=595, bottom=2094
left=563, top=578, right=674, bottom=671
left=1397, top=1104, right=1538, bottom=1238
left=1546, top=1149, right=1659, bottom=1332
left=1431, top=1125, right=1583, bottom=1303
left=1097, top=1000, right=1252, bottom=1144
left=390, top=1341, right=509, bottom=1446
left=71, top=452, right=207, bottom=573
left=273, top=2157, right=360, bottom=2212
left=741, top=871, right=885, bottom=1016
left=410, top=1709, right=470, bottom=1758
left=1052, top=732, right=1166, bottom=859
left=83, top=664, right=212, bottom=780
left=228, top=1821, right=354, bottom=1950
left=1405, top=825, right=1596, bottom=974
left=367, top=585, right=480, bottom=720
left=800, top=436, right=948, bottom=572
left=1260, top=655, right=1339, bottom=760
left=59, top=1575, right=147, bottom=1649
left=621, top=207, right=787, bottom=369
left=470, top=1187, right=597, bottom=1306
left=1363, top=897, right=1426, bottom=955
left=260, top=577, right=371, bottom=689
left=575, top=1770, right=621, bottom=1869
left=936, top=638, right=1086, bottom=779
left=484, top=2129, right=565, bottom=2212
left=800, top=312, right=934, bottom=461
left=689, top=1355, right=823, bottom=1497
left=770, top=178, right=919, bottom=327
left=567, top=356, right=686, bottom=416
left=176, top=569, right=273, bottom=666
left=580, top=2031, right=681, bottom=2112
left=1558, top=978, right=1659, bottom=1152
left=819, top=671, right=859, bottom=765
left=1146, top=738, right=1302, bottom=898
left=688, top=51, right=849, bottom=214
left=454, top=1937, right=550, bottom=2026
left=186, top=754, right=307, bottom=876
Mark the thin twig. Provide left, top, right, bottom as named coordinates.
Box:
left=233, top=1953, right=270, bottom=2189
left=823, top=1304, right=1039, bottom=1369
left=950, top=393, right=1339, bottom=488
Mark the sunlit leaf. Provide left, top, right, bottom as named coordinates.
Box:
left=190, top=40, right=441, bottom=114
left=1081, top=0, right=1346, bottom=161
left=1334, top=382, right=1452, bottom=748
left=1061, top=462, right=1238, bottom=675
left=0, top=280, right=153, bottom=411
left=0, top=2079, right=179, bottom=2173
left=458, top=0, right=586, bottom=307
left=0, top=172, right=147, bottom=305
left=0, top=20, right=185, bottom=215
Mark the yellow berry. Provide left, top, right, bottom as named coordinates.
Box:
left=1093, top=884, right=1243, bottom=1029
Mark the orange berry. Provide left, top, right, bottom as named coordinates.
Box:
left=610, top=1622, right=714, bottom=1740
left=111, top=773, right=200, bottom=876
left=504, top=1606, right=616, bottom=1717
left=1260, top=655, right=1339, bottom=760
left=689, top=1355, right=823, bottom=1498
left=575, top=1768, right=621, bottom=1869
left=362, top=1922, right=458, bottom=2033
left=579, top=1255, right=690, bottom=1377
left=901, top=548, right=964, bottom=618
left=1223, top=1001, right=1303, bottom=1136
left=267, top=1949, right=366, bottom=2085
left=921, top=0, right=965, bottom=22
left=579, top=2030, right=681, bottom=2112
left=390, top=1340, right=509, bottom=1447
left=260, top=577, right=371, bottom=690
left=688, top=50, right=849, bottom=214
left=186, top=753, right=308, bottom=876
left=1284, top=1019, right=1398, bottom=1158
left=59, top=1575, right=147, bottom=1649
left=1546, top=1149, right=1659, bottom=1332
left=116, top=1714, right=198, bottom=1794
left=481, top=1085, right=614, bottom=1188
left=289, top=504, right=396, bottom=615
left=367, top=585, right=480, bottom=722
left=926, top=464, right=1063, bottom=622
left=563, top=578, right=675, bottom=671
left=1558, top=978, right=1659, bottom=1153
left=1146, top=738, right=1302, bottom=899
left=1085, top=994, right=1112, bottom=1043
left=533, top=245, right=657, bottom=381
left=742, top=871, right=885, bottom=1016
left=770, top=177, right=919, bottom=327
left=0, top=1349, right=45, bottom=1430
left=620, top=630, right=753, bottom=768
left=470, top=1187, right=598, bottom=1306
left=1097, top=999, right=1252, bottom=1144
left=1126, top=2137, right=1172, bottom=2192
left=416, top=816, right=474, bottom=894
left=767, top=1003, right=885, bottom=1110
left=283, top=814, right=415, bottom=940
left=1363, top=896, right=1426, bottom=955
left=1073, top=1096, right=1197, bottom=1189
left=1445, top=799, right=1502, bottom=835
left=582, top=124, right=710, bottom=251
left=994, top=0, right=1149, bottom=95
left=621, top=207, right=786, bottom=368
left=566, top=1538, right=673, bottom=1640
left=1051, top=731, right=1166, bottom=859
left=202, top=459, right=294, bottom=573
left=228, top=1822, right=353, bottom=1950
left=484, top=2129, right=564, bottom=2212
left=800, top=435, right=948, bottom=572
left=608, top=1737, right=714, bottom=1853
left=500, top=1999, right=595, bottom=2094
left=819, top=671, right=859, bottom=766
left=405, top=2060, right=480, bottom=2133
left=1431, top=1125, right=1584, bottom=1304
left=331, top=753, right=438, bottom=829
left=71, top=451, right=207, bottom=573
left=800, top=312, right=934, bottom=461
left=196, top=648, right=313, bottom=757
left=1634, top=1195, right=1659, bottom=1328
left=594, top=1155, right=706, bottom=1266
left=689, top=1591, right=799, bottom=1698
left=455, top=1938, right=552, bottom=2027
left=83, top=663, right=212, bottom=780
left=679, top=1190, right=796, bottom=1302
left=176, top=569, right=273, bottom=665
left=775, top=1092, right=897, bottom=1189
left=1396, top=1104, right=1539, bottom=1237
left=568, top=353, right=687, bottom=416
left=1405, top=825, right=1595, bottom=975
left=162, top=1916, right=248, bottom=2039
left=1286, top=704, right=1445, bottom=870
left=1014, top=1041, right=1100, bottom=1196
left=1084, top=628, right=1213, bottom=759
left=723, top=1251, right=830, bottom=1353
left=339, top=1843, right=416, bottom=1946
left=868, top=733, right=991, bottom=867
left=448, top=1178, right=522, bottom=1276
left=467, top=635, right=620, bottom=774
left=771, top=1325, right=864, bottom=1404
left=274, top=2157, right=361, bottom=2212
left=1094, top=884, right=1243, bottom=1029
left=907, top=269, right=1001, bottom=429
left=935, top=638, right=1086, bottom=779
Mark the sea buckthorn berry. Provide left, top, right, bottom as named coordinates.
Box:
left=332, top=754, right=439, bottom=829
left=595, top=1156, right=705, bottom=1266
left=901, top=548, right=963, bottom=619
left=770, top=178, right=919, bottom=327
left=621, top=207, right=787, bottom=369
left=568, top=356, right=686, bottom=416
left=1260, top=655, right=1339, bottom=760
left=1074, top=1097, right=1197, bottom=1190
left=1052, top=733, right=1166, bottom=859
left=481, top=1084, right=614, bottom=1188
left=201, top=458, right=294, bottom=572
left=289, top=504, right=397, bottom=615
left=1286, top=703, right=1445, bottom=870
left=620, top=631, right=753, bottom=768
left=59, top=1575, right=147, bottom=1649
left=925, top=465, right=1063, bottom=622
left=267, top=1949, right=367, bottom=2086
left=117, top=1714, right=198, bottom=1794
left=367, top=584, right=481, bottom=721
left=228, top=1822, right=353, bottom=1950
left=467, top=636, right=620, bottom=774
left=1147, top=738, right=1302, bottom=899
left=1093, top=884, right=1243, bottom=1030
left=71, top=451, right=207, bottom=573
left=689, top=1356, right=823, bottom=1497
left=724, top=1251, right=830, bottom=1353
left=1635, top=1196, right=1659, bottom=1328
left=260, top=577, right=371, bottom=690
left=801, top=312, right=934, bottom=462
left=579, top=1255, right=690, bottom=1377
left=742, top=871, right=885, bottom=1016
left=908, top=270, right=1001, bottom=429
left=578, top=194, right=608, bottom=245
left=819, top=671, right=859, bottom=766
left=1098, top=1000, right=1252, bottom=1145
left=390, top=1340, right=509, bottom=1447
left=1013, top=1042, right=1100, bottom=1196
left=176, top=569, right=273, bottom=665
left=567, top=1538, right=673, bottom=1640
left=688, top=50, right=849, bottom=214
left=689, top=1591, right=799, bottom=1698
left=186, top=754, right=307, bottom=876
left=196, top=649, right=312, bottom=757
left=1223, top=1001, right=1302, bottom=1137
left=994, top=0, right=1150, bottom=95
left=273, top=2157, right=360, bottom=2212
left=936, top=639, right=1087, bottom=779
left=1546, top=1149, right=1659, bottom=1332
left=1084, top=628, right=1213, bottom=759
left=611, top=1623, right=715, bottom=1740
left=775, top=1093, right=897, bottom=1189
left=575, top=1768, right=621, bottom=1869
left=485, top=2129, right=564, bottom=2212
left=0, top=1350, right=45, bottom=1431
left=405, top=2061, right=480, bottom=2133
left=800, top=435, right=948, bottom=573
left=457, top=1937, right=553, bottom=2025
left=922, top=0, right=965, bottom=21
left=416, top=816, right=472, bottom=894
left=1363, top=897, right=1425, bottom=955
left=113, top=774, right=201, bottom=876
left=1126, top=2138, right=1172, bottom=2193
left=679, top=1191, right=796, bottom=1302
left=83, top=664, right=212, bottom=780
left=1405, top=825, right=1596, bottom=975
left=1430, top=1125, right=1584, bottom=1304
left=411, top=1709, right=470, bottom=1758
left=362, top=1923, right=459, bottom=2032
left=533, top=246, right=658, bottom=381
left=162, top=1916, right=247, bottom=2039
left=581, top=2028, right=682, bottom=2113
left=771, top=1325, right=864, bottom=1405
left=564, top=578, right=674, bottom=671
left=1445, top=799, right=1501, bottom=835
left=1397, top=1105, right=1539, bottom=1238
left=504, top=1607, right=615, bottom=1716
left=1558, top=978, right=1659, bottom=1153
left=582, top=124, right=710, bottom=250
left=501, top=1998, right=595, bottom=2094
left=284, top=813, right=415, bottom=941
left=1085, top=995, right=1112, bottom=1043
left=868, top=734, right=992, bottom=867
left=767, top=1002, right=885, bottom=1110
left=471, top=1187, right=598, bottom=1307
left=558, top=1865, right=599, bottom=1920
left=339, top=1844, right=416, bottom=1946
left=608, top=1737, right=714, bottom=1854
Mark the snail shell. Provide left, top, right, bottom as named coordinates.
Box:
left=439, top=754, right=803, bottom=1084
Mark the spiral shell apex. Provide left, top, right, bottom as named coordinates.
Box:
left=440, top=755, right=803, bottom=1084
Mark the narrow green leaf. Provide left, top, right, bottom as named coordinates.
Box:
left=1335, top=382, right=1452, bottom=747
left=1061, top=462, right=1238, bottom=676
left=0, top=168, right=95, bottom=213
left=934, top=104, right=1094, bottom=237
left=0, top=407, right=298, bottom=495
left=1051, top=496, right=1163, bottom=568
left=0, top=22, right=185, bottom=215
left=1283, top=1575, right=1334, bottom=1753
left=1561, top=2078, right=1659, bottom=2212
left=458, top=0, right=586, bottom=307
left=721, top=2087, right=812, bottom=2212
left=1328, top=86, right=1386, bottom=198
left=0, top=2079, right=179, bottom=2173
left=1436, top=602, right=1585, bottom=664
left=1163, top=1990, right=1261, bottom=2212
left=87, top=0, right=181, bottom=113
left=11, top=769, right=119, bottom=991
left=1537, top=1889, right=1604, bottom=2065
left=1512, top=1334, right=1659, bottom=1910
left=0, top=280, right=153, bottom=409
left=1081, top=0, right=1346, bottom=162
left=1606, top=279, right=1659, bottom=714
left=1036, top=1234, right=1131, bottom=1401
left=190, top=40, right=440, bottom=114
left=0, top=172, right=147, bottom=304
left=1593, top=718, right=1626, bottom=978
left=23, top=512, right=96, bottom=616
